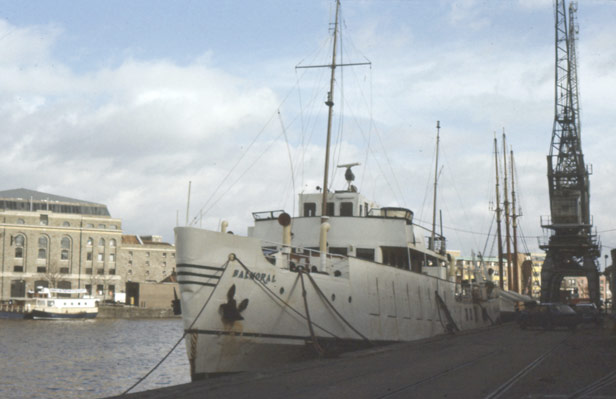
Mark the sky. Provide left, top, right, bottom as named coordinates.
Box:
left=0, top=0, right=615, bottom=266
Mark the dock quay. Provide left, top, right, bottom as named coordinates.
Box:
left=117, top=321, right=616, bottom=399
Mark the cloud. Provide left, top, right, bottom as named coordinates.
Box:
left=1, top=0, right=614, bottom=265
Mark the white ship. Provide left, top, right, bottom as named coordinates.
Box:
left=175, top=1, right=499, bottom=380
left=30, top=288, right=98, bottom=320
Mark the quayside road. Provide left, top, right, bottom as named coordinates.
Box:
left=117, top=322, right=616, bottom=399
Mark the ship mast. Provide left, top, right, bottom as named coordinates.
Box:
left=320, top=0, right=341, bottom=222
left=295, top=0, right=369, bottom=220
left=502, top=132, right=512, bottom=290
left=494, top=137, right=504, bottom=289
left=511, top=149, right=520, bottom=293
left=430, top=121, right=441, bottom=251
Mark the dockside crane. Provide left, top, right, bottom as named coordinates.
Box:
left=540, top=0, right=601, bottom=306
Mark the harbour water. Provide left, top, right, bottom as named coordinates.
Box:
left=0, top=318, right=190, bottom=399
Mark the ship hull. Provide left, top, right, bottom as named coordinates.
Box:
left=176, top=227, right=499, bottom=379
left=31, top=309, right=98, bottom=320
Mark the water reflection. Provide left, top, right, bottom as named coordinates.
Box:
left=0, top=318, right=190, bottom=399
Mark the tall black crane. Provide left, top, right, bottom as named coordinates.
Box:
left=540, top=0, right=601, bottom=306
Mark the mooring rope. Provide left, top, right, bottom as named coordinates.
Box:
left=305, top=272, right=372, bottom=345
left=233, top=255, right=341, bottom=339
left=120, top=260, right=229, bottom=396
left=298, top=268, right=325, bottom=356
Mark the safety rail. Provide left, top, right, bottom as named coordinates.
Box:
left=259, top=239, right=349, bottom=277
left=252, top=210, right=286, bottom=221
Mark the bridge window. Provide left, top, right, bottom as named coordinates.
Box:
left=356, top=248, right=375, bottom=261
left=340, top=202, right=353, bottom=216
left=330, top=247, right=348, bottom=256
left=303, top=202, right=316, bottom=217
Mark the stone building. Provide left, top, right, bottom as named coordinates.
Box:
left=0, top=188, right=174, bottom=302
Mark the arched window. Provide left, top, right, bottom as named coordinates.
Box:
left=61, top=237, right=71, bottom=249
left=15, top=235, right=25, bottom=246
left=62, top=221, right=70, bottom=227
left=38, top=235, right=48, bottom=261
left=14, top=234, right=25, bottom=258
left=16, top=218, right=25, bottom=224
left=98, top=238, right=105, bottom=247
left=87, top=237, right=93, bottom=246
left=109, top=239, right=116, bottom=247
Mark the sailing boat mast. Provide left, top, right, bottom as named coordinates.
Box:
left=320, top=0, right=341, bottom=221
left=502, top=132, right=512, bottom=290
left=430, top=121, right=441, bottom=251
left=511, top=149, right=520, bottom=293
left=494, top=137, right=504, bottom=289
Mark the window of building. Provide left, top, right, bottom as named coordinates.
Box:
left=128, top=251, right=133, bottom=258
left=15, top=247, right=23, bottom=259
left=37, top=266, right=46, bottom=273
left=85, top=285, right=92, bottom=295
left=16, top=218, right=25, bottom=224
left=62, top=221, right=70, bottom=227
left=98, top=224, right=106, bottom=229
left=162, top=252, right=167, bottom=258
left=128, top=260, right=133, bottom=266
left=110, top=225, right=117, bottom=230
left=326, top=202, right=335, bottom=216
left=13, top=265, right=23, bottom=272
left=60, top=267, right=69, bottom=274
left=109, top=239, right=116, bottom=247
left=61, top=237, right=71, bottom=249
left=39, top=236, right=47, bottom=248
left=303, top=202, right=316, bottom=217
left=98, top=238, right=105, bottom=247
left=87, top=237, right=93, bottom=246
left=109, top=253, right=115, bottom=262
left=38, top=249, right=46, bottom=260
left=15, top=234, right=25, bottom=247
left=340, top=202, right=353, bottom=216
left=10, top=280, right=26, bottom=298
left=145, top=261, right=150, bottom=267
left=87, top=252, right=92, bottom=261
left=109, top=269, right=116, bottom=275
left=146, top=252, right=150, bottom=258
left=162, top=261, right=167, bottom=268
left=86, top=268, right=93, bottom=275
left=40, top=215, right=48, bottom=226
left=57, top=281, right=71, bottom=298
left=86, top=223, right=94, bottom=228
left=97, top=268, right=104, bottom=275
left=97, top=285, right=104, bottom=295
left=97, top=253, right=104, bottom=262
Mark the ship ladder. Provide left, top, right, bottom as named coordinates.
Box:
left=435, top=291, right=460, bottom=333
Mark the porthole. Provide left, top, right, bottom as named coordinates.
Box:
left=348, top=296, right=352, bottom=303
left=331, top=294, right=336, bottom=302
left=279, top=287, right=285, bottom=295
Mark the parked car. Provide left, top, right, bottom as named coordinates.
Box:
left=572, top=303, right=602, bottom=325
left=517, top=303, right=582, bottom=330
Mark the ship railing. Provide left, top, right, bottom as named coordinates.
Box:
left=259, top=239, right=349, bottom=278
